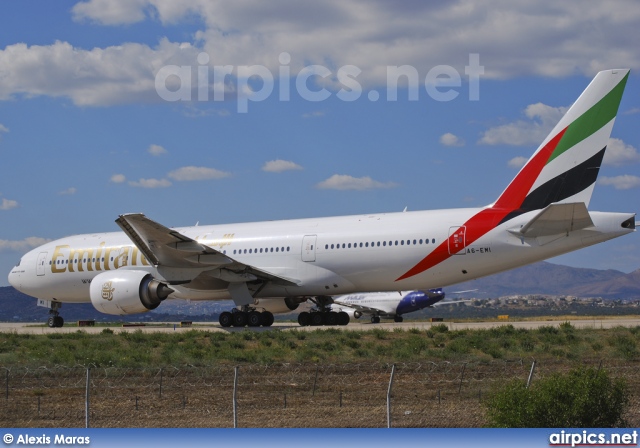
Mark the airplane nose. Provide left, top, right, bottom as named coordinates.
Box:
left=7, top=270, right=17, bottom=288
left=8, top=262, right=22, bottom=290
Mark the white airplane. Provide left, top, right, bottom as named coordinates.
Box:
left=8, top=69, right=636, bottom=328
left=328, top=288, right=452, bottom=324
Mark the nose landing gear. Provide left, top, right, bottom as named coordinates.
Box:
left=43, top=301, right=64, bottom=328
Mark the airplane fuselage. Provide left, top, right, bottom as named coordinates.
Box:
left=9, top=206, right=634, bottom=305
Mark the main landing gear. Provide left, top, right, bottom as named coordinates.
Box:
left=219, top=307, right=274, bottom=328
left=297, top=296, right=350, bottom=327
left=47, top=302, right=64, bottom=328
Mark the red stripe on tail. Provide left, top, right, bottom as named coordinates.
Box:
left=396, top=127, right=567, bottom=281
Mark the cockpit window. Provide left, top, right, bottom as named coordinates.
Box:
left=15, top=260, right=20, bottom=267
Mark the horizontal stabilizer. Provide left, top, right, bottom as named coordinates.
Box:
left=509, top=202, right=593, bottom=238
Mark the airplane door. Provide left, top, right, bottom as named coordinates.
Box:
left=301, top=235, right=317, bottom=262
left=36, top=252, right=48, bottom=276
left=448, top=226, right=466, bottom=255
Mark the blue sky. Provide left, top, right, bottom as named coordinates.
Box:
left=1, top=1, right=640, bottom=286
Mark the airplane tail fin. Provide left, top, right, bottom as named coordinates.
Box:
left=493, top=69, right=629, bottom=222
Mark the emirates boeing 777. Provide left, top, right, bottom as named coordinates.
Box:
left=8, top=69, right=636, bottom=328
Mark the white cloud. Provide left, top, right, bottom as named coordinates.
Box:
left=110, top=174, right=126, bottom=183
left=0, top=39, right=199, bottom=106
left=480, top=103, right=568, bottom=146
left=0, top=198, right=18, bottom=210
left=128, top=178, right=172, bottom=188
left=58, top=187, right=77, bottom=195
left=0, top=124, right=8, bottom=133
left=603, top=138, right=640, bottom=166
left=262, top=159, right=303, bottom=173
left=2, top=2, right=640, bottom=106
left=316, top=174, right=397, bottom=191
left=599, top=175, right=640, bottom=190
left=0, top=237, right=52, bottom=252
left=167, top=166, right=231, bottom=181
left=439, top=133, right=464, bottom=147
left=72, top=0, right=148, bottom=25
left=507, top=156, right=528, bottom=169
left=148, top=144, right=168, bottom=156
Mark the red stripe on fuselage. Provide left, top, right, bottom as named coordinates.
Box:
left=396, top=127, right=567, bottom=281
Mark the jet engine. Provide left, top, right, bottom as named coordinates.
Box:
left=251, top=296, right=306, bottom=314
left=330, top=306, right=362, bottom=319
left=89, top=270, right=173, bottom=315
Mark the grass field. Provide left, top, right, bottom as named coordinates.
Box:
left=1, top=323, right=639, bottom=427
left=1, top=322, right=639, bottom=367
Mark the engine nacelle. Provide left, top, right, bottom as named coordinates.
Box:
left=90, top=270, right=172, bottom=315
left=330, top=305, right=361, bottom=319
left=251, top=297, right=305, bottom=314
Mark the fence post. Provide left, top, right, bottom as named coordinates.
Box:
left=312, top=366, right=319, bottom=396
left=85, top=368, right=90, bottom=429
left=387, top=363, right=396, bottom=428
left=233, top=366, right=239, bottom=428
left=458, top=363, right=467, bottom=393
left=526, top=360, right=537, bottom=388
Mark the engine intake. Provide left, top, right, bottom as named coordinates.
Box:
left=90, top=270, right=172, bottom=315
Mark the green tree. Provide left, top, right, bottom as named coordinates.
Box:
left=485, top=367, right=629, bottom=427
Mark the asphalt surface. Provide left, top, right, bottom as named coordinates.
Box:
left=1, top=317, right=639, bottom=334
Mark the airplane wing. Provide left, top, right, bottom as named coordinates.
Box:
left=433, top=299, right=471, bottom=306
left=332, top=300, right=382, bottom=315
left=115, top=213, right=299, bottom=287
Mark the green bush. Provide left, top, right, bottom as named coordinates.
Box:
left=485, top=367, right=629, bottom=427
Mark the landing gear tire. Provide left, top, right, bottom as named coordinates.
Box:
left=219, top=312, right=233, bottom=327
left=338, top=312, right=350, bottom=326
left=47, top=315, right=64, bottom=328
left=326, top=312, right=339, bottom=326
left=310, top=312, right=324, bottom=326
left=248, top=311, right=262, bottom=327
left=371, top=316, right=381, bottom=324
left=260, top=311, right=274, bottom=327
left=233, top=312, right=248, bottom=327
left=394, top=315, right=404, bottom=323
left=298, top=312, right=310, bottom=326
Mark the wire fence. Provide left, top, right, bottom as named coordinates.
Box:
left=1, top=360, right=639, bottom=428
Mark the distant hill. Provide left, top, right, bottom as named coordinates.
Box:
left=451, top=262, right=638, bottom=299
left=569, top=269, right=640, bottom=298
left=1, top=261, right=638, bottom=322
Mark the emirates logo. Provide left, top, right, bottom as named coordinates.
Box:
left=101, top=281, right=115, bottom=301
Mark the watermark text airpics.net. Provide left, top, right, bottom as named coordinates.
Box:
left=155, top=53, right=483, bottom=113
